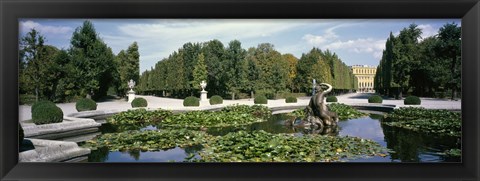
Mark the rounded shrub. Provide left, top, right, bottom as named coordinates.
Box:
left=326, top=96, right=338, bottom=102
left=404, top=96, right=421, bottom=105
left=32, top=104, right=64, bottom=125
left=368, top=95, right=383, bottom=103
left=254, top=95, right=268, bottom=104
left=31, top=100, right=55, bottom=113
left=209, top=95, right=223, bottom=105
left=285, top=96, right=297, bottom=103
left=75, top=98, right=97, bottom=112
left=184, top=96, right=200, bottom=107
left=131, top=97, right=148, bottom=108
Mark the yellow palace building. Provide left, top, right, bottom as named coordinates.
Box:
left=351, top=65, right=377, bottom=93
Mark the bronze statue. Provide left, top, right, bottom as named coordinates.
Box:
left=304, top=83, right=338, bottom=129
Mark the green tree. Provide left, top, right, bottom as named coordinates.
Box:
left=391, top=24, right=422, bottom=98
left=19, top=28, right=46, bottom=101
left=115, top=42, right=141, bottom=96
left=69, top=20, right=116, bottom=100
left=192, top=53, right=208, bottom=91
left=224, top=40, right=247, bottom=99
left=283, top=54, right=298, bottom=92
left=201, top=40, right=226, bottom=96
left=295, top=48, right=333, bottom=94
left=436, top=23, right=461, bottom=100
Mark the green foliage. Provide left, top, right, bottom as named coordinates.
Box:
left=368, top=95, right=383, bottom=103
left=444, top=148, right=461, bottom=157
left=285, top=96, right=297, bottom=103
left=288, top=104, right=366, bottom=120
left=32, top=104, right=63, bottom=125
left=384, top=107, right=461, bottom=137
left=75, top=98, right=97, bottom=112
left=288, top=109, right=306, bottom=118
left=20, top=94, right=36, bottom=105
left=131, top=97, right=148, bottom=108
left=183, top=96, right=200, bottom=107
left=375, top=23, right=461, bottom=99
left=404, top=96, right=421, bottom=105
left=221, top=104, right=272, bottom=119
left=107, top=108, right=173, bottom=131
left=326, top=96, right=337, bottom=102
left=209, top=95, right=223, bottom=105
left=197, top=130, right=389, bottom=162
left=69, top=20, right=116, bottom=100
left=192, top=53, right=208, bottom=90
left=31, top=100, right=56, bottom=113
left=254, top=95, right=268, bottom=104
left=163, top=109, right=268, bottom=128
left=328, top=103, right=368, bottom=120
left=162, top=105, right=270, bottom=128
left=83, top=129, right=214, bottom=151
left=114, top=42, right=140, bottom=96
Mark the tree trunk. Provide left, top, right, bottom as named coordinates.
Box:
left=397, top=87, right=402, bottom=100
left=231, top=92, right=235, bottom=100
left=451, top=89, right=456, bottom=100
left=250, top=91, right=254, bottom=100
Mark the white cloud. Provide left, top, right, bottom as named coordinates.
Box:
left=20, top=20, right=73, bottom=35
left=323, top=38, right=386, bottom=59
left=418, top=24, right=437, bottom=38
left=301, top=23, right=385, bottom=60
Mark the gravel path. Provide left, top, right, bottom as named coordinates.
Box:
left=19, top=93, right=461, bottom=121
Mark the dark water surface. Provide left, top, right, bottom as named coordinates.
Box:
left=88, top=113, right=461, bottom=162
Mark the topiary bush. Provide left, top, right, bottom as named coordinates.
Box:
left=31, top=100, right=55, bottom=113
left=76, top=98, right=97, bottom=112
left=326, top=96, right=338, bottom=102
left=209, top=95, right=223, bottom=105
left=285, top=96, right=297, bottom=103
left=404, top=96, right=421, bottom=105
left=32, top=104, right=64, bottom=125
left=131, top=97, right=148, bottom=108
left=184, top=96, right=200, bottom=107
left=254, top=95, right=268, bottom=104
left=368, top=95, right=383, bottom=103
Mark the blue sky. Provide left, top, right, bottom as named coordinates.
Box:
left=19, top=19, right=460, bottom=73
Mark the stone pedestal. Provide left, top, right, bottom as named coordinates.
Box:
left=200, top=90, right=208, bottom=102
left=128, top=90, right=135, bottom=103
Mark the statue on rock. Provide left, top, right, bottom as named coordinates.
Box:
left=303, top=83, right=339, bottom=129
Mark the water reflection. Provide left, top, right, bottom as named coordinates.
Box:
left=89, top=146, right=202, bottom=162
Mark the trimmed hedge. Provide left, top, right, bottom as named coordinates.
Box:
left=254, top=95, right=268, bottom=104
left=404, top=96, right=421, bottom=105
left=326, top=96, right=338, bottom=102
left=131, top=97, right=148, bottom=108
left=76, top=98, right=97, bottom=112
left=31, top=100, right=55, bottom=113
left=368, top=95, right=383, bottom=103
left=32, top=104, right=64, bottom=125
left=184, top=96, right=200, bottom=107
left=285, top=96, right=297, bottom=103
left=209, top=95, right=223, bottom=105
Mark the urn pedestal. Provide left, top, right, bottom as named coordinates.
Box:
left=200, top=90, right=208, bottom=102
left=128, top=90, right=136, bottom=103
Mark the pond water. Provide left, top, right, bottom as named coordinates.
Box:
left=87, top=113, right=461, bottom=162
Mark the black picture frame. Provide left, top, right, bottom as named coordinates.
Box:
left=1, top=0, right=479, bottom=180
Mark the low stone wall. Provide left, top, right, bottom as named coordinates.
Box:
left=22, top=117, right=101, bottom=139
left=19, top=139, right=90, bottom=162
